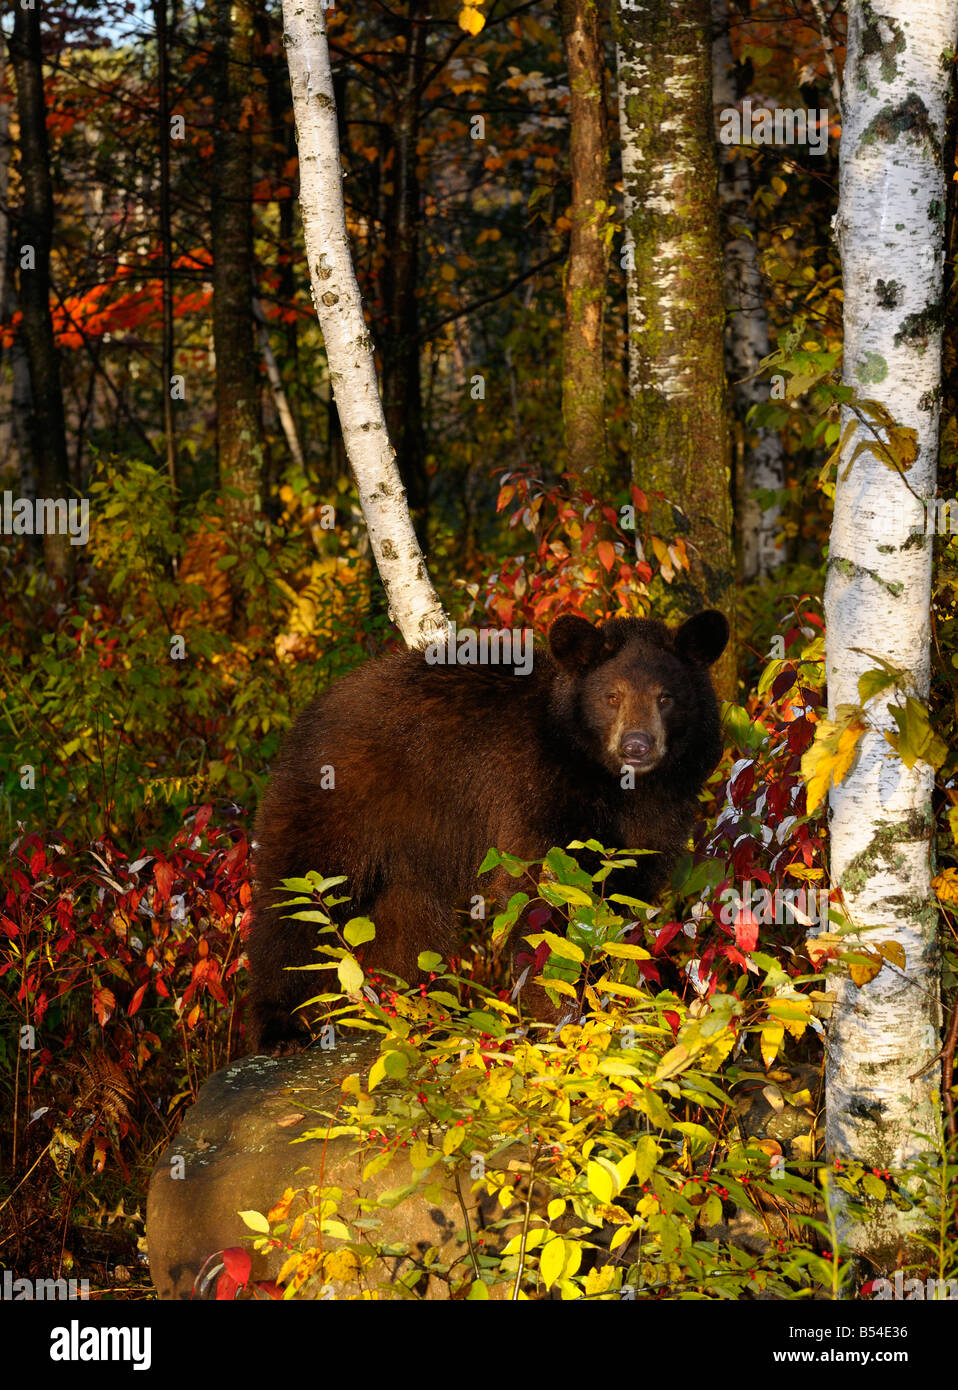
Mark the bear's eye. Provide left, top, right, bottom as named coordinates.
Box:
left=607, top=692, right=622, bottom=708
left=658, top=692, right=674, bottom=709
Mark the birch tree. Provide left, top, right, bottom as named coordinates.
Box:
left=614, top=0, right=735, bottom=693
left=281, top=0, right=445, bottom=647
left=824, top=0, right=957, bottom=1263
left=711, top=0, right=785, bottom=581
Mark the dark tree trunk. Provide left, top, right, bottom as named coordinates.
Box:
left=8, top=4, right=74, bottom=584
left=558, top=0, right=610, bottom=488
left=155, top=0, right=177, bottom=501
left=212, top=0, right=264, bottom=527
left=379, top=0, right=427, bottom=521
left=615, top=0, right=735, bottom=695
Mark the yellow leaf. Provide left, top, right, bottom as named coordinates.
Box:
left=458, top=4, right=486, bottom=35
left=932, top=868, right=958, bottom=905
left=654, top=1043, right=691, bottom=1081
left=539, top=1237, right=566, bottom=1290
left=337, top=954, right=364, bottom=995
left=532, top=975, right=578, bottom=998
left=238, top=1209, right=270, bottom=1234
left=323, top=1249, right=360, bottom=1282
left=410, top=1140, right=435, bottom=1170
left=277, top=1253, right=302, bottom=1285
left=587, top=1159, right=617, bottom=1204
left=878, top=941, right=906, bottom=970
left=442, top=1125, right=466, bottom=1156
left=801, top=708, right=866, bottom=814
left=584, top=1265, right=616, bottom=1296
left=761, top=1021, right=784, bottom=1070
left=845, top=948, right=883, bottom=987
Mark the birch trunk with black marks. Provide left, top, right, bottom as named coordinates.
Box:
left=825, top=0, right=957, bottom=1265
left=281, top=0, right=445, bottom=647
left=614, top=0, right=735, bottom=694
left=711, top=0, right=785, bottom=581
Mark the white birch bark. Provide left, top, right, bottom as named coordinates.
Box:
left=281, top=0, right=445, bottom=647
left=711, top=0, right=785, bottom=581
left=826, top=0, right=957, bottom=1263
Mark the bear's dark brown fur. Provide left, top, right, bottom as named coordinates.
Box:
left=246, top=610, right=728, bottom=1053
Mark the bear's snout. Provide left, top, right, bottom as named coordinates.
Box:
left=620, top=729, right=662, bottom=769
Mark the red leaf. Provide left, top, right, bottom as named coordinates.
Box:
left=733, top=909, right=759, bottom=953
left=222, top=1247, right=252, bottom=1285
left=786, top=717, right=814, bottom=755
left=253, top=1281, right=283, bottom=1300
left=154, top=861, right=175, bottom=903
left=93, top=986, right=116, bottom=1026
left=596, top=540, right=615, bottom=573
left=729, top=761, right=754, bottom=806
left=128, top=983, right=148, bottom=1016
left=652, top=921, right=683, bottom=956
left=771, top=668, right=796, bottom=701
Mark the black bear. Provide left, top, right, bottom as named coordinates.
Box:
left=246, top=610, right=728, bottom=1053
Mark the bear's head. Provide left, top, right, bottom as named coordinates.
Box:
left=548, top=611, right=729, bottom=785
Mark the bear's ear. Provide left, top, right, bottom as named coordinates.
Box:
left=674, top=610, right=729, bottom=666
left=549, top=615, right=605, bottom=673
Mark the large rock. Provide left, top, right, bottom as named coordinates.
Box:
left=146, top=1039, right=527, bottom=1300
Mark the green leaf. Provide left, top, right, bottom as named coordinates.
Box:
left=417, top=950, right=444, bottom=971
left=634, top=1134, right=661, bottom=1185
left=344, top=917, right=376, bottom=947
left=857, top=666, right=902, bottom=705
left=885, top=696, right=949, bottom=771
left=539, top=882, right=593, bottom=908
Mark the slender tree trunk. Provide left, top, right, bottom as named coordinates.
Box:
left=825, top=0, right=957, bottom=1266
left=212, top=0, right=264, bottom=525
left=281, top=0, right=445, bottom=647
left=380, top=0, right=428, bottom=520
left=253, top=294, right=306, bottom=472
left=255, top=0, right=302, bottom=442
left=0, top=37, right=9, bottom=324
left=155, top=0, right=177, bottom=501
left=711, top=0, right=785, bottom=581
left=614, top=0, right=734, bottom=692
left=558, top=0, right=609, bottom=487
left=8, top=5, right=74, bottom=584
